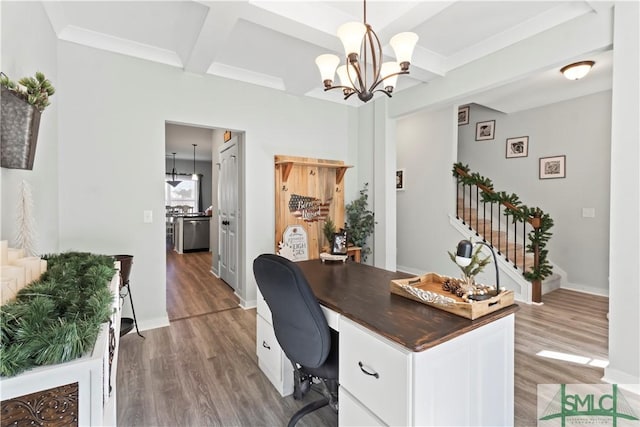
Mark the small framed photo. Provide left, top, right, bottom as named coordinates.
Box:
left=539, top=155, right=566, bottom=179
left=505, top=136, right=529, bottom=158
left=331, top=232, right=348, bottom=255
left=458, top=106, right=470, bottom=126
left=224, top=130, right=232, bottom=142
left=396, top=169, right=405, bottom=191
left=475, top=120, right=495, bottom=141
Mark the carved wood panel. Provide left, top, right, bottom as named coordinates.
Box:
left=1, top=382, right=78, bottom=427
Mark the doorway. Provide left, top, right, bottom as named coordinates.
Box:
left=164, top=123, right=244, bottom=320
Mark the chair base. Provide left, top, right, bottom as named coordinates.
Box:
left=287, top=397, right=330, bottom=427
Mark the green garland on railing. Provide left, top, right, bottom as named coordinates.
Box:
left=452, top=162, right=554, bottom=281
left=0, top=252, right=115, bottom=377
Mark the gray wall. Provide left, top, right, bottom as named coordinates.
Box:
left=1, top=1, right=59, bottom=254
left=396, top=106, right=462, bottom=278
left=457, top=91, right=612, bottom=294
left=165, top=158, right=213, bottom=210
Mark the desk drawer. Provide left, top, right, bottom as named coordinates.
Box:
left=339, top=318, right=410, bottom=426
left=339, top=387, right=385, bottom=426
left=256, top=315, right=282, bottom=380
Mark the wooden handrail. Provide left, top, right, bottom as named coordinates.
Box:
left=454, top=166, right=546, bottom=303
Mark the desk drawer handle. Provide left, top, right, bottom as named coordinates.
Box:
left=358, top=361, right=379, bottom=379
left=262, top=341, right=271, bottom=350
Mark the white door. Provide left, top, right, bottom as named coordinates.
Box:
left=218, top=140, right=238, bottom=290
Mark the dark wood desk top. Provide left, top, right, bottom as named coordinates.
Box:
left=297, top=260, right=518, bottom=352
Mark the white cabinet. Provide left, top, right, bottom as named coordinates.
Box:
left=255, top=288, right=294, bottom=396
left=339, top=318, right=410, bottom=426
left=339, top=315, right=515, bottom=426
left=0, top=270, right=122, bottom=426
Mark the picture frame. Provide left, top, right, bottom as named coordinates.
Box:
left=331, top=232, right=348, bottom=255
left=224, top=130, right=232, bottom=142
left=539, top=155, right=566, bottom=179
left=475, top=120, right=495, bottom=141
left=458, top=106, right=470, bottom=126
left=396, top=169, right=405, bottom=191
left=505, top=136, right=529, bottom=158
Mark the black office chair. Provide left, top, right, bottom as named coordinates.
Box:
left=253, top=254, right=338, bottom=427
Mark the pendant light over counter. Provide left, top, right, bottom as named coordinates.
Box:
left=191, top=144, right=199, bottom=181
left=167, top=152, right=181, bottom=187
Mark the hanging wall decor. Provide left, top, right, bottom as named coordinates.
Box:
left=1, top=72, right=55, bottom=170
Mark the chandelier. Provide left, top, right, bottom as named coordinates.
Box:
left=315, top=0, right=418, bottom=103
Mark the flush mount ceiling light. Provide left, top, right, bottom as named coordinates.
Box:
left=315, top=0, right=418, bottom=103
left=560, top=60, right=595, bottom=80
left=191, top=144, right=199, bottom=181
left=167, top=152, right=181, bottom=187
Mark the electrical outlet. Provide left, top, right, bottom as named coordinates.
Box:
left=582, top=208, right=595, bottom=218
left=143, top=210, right=153, bottom=223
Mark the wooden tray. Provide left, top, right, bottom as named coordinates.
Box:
left=390, top=272, right=514, bottom=320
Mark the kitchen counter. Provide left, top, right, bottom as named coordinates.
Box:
left=172, top=214, right=211, bottom=253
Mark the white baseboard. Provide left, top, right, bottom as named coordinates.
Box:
left=239, top=297, right=256, bottom=310
left=395, top=265, right=424, bottom=276
left=602, top=367, right=640, bottom=395
left=562, top=283, right=609, bottom=297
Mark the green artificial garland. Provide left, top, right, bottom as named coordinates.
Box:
left=0, top=252, right=115, bottom=377
left=452, top=162, right=554, bottom=281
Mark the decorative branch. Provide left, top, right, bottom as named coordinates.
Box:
left=452, top=162, right=553, bottom=281
left=15, top=180, right=38, bottom=256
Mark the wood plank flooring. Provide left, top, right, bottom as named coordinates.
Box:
left=118, top=251, right=608, bottom=426
left=165, top=249, right=239, bottom=320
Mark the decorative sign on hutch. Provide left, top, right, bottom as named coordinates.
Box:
left=278, top=226, right=309, bottom=261
left=274, top=155, right=352, bottom=260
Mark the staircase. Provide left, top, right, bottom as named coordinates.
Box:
left=452, top=163, right=555, bottom=303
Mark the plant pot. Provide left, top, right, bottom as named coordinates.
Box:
left=1, top=86, right=41, bottom=170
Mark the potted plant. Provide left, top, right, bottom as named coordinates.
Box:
left=345, top=183, right=375, bottom=261
left=1, top=71, right=55, bottom=170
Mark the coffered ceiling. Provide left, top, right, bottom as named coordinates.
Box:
left=41, top=0, right=613, bottom=158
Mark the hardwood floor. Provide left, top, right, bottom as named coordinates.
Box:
left=165, top=249, right=239, bottom=320
left=118, top=252, right=608, bottom=426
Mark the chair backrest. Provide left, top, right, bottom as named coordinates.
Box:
left=253, top=254, right=331, bottom=369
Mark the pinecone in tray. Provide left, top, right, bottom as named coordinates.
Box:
left=442, top=278, right=462, bottom=296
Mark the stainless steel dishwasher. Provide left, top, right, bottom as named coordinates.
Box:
left=183, top=216, right=210, bottom=251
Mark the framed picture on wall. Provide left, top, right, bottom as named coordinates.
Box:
left=505, top=136, right=529, bottom=158
left=396, top=169, right=405, bottom=191
left=475, top=120, right=495, bottom=141
left=458, top=106, right=470, bottom=126
left=539, top=155, right=566, bottom=179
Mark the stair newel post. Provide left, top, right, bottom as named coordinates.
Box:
left=456, top=182, right=461, bottom=220
left=531, top=210, right=543, bottom=303
left=522, top=220, right=527, bottom=273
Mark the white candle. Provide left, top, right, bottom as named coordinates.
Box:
left=0, top=240, right=8, bottom=266
left=0, top=266, right=26, bottom=292
left=1, top=277, right=18, bottom=304
left=7, top=248, right=25, bottom=264
left=13, top=257, right=42, bottom=284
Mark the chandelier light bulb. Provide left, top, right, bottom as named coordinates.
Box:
left=337, top=22, right=367, bottom=57
left=315, top=54, right=340, bottom=87
left=390, top=32, right=419, bottom=70
left=380, top=61, right=401, bottom=91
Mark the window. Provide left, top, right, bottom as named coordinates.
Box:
left=165, top=176, right=199, bottom=212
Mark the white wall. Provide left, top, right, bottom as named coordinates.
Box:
left=54, top=41, right=354, bottom=326
left=605, top=1, right=640, bottom=391
left=396, top=106, right=461, bottom=277
left=1, top=2, right=59, bottom=254
left=458, top=92, right=612, bottom=295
